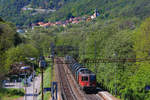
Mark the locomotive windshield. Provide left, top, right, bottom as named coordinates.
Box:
left=82, top=76, right=88, bottom=81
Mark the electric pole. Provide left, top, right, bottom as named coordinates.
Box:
left=94, top=40, right=97, bottom=74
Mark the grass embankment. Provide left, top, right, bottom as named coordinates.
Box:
left=0, top=88, right=25, bottom=100
left=43, top=66, right=51, bottom=100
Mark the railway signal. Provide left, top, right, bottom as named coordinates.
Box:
left=51, top=82, right=58, bottom=100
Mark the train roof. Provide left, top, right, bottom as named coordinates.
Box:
left=79, top=69, right=95, bottom=75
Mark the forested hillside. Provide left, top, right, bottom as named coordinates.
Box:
left=51, top=0, right=150, bottom=21
left=1, top=0, right=150, bottom=26
left=0, top=0, right=73, bottom=25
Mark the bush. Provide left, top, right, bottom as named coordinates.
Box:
left=0, top=88, right=25, bottom=97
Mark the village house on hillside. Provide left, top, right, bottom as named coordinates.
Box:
left=32, top=9, right=100, bottom=28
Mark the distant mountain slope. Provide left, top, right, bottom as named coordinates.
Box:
left=0, top=0, right=71, bottom=11
left=49, top=0, right=150, bottom=21
left=0, top=0, right=150, bottom=26
left=0, top=0, right=74, bottom=25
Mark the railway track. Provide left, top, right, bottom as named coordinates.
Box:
left=57, top=58, right=77, bottom=100
left=56, top=58, right=102, bottom=100
left=85, top=94, right=103, bottom=100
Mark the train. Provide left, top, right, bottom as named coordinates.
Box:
left=65, top=56, right=96, bottom=92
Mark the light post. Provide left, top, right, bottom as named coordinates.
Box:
left=39, top=58, right=46, bottom=100
left=94, top=40, right=97, bottom=74
left=21, top=66, right=30, bottom=100
left=113, top=53, right=117, bottom=96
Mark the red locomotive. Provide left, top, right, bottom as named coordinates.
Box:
left=65, top=56, right=96, bottom=92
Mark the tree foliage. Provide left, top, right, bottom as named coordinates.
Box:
left=0, top=20, right=21, bottom=81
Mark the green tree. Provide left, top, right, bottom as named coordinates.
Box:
left=129, top=17, right=150, bottom=100
left=0, top=20, right=22, bottom=86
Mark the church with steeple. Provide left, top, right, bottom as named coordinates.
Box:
left=91, top=9, right=100, bottom=19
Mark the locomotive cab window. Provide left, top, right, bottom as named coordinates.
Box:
left=82, top=76, right=88, bottom=81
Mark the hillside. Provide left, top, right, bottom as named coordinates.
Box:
left=0, top=0, right=73, bottom=26
left=1, top=0, right=150, bottom=26
left=49, top=0, right=150, bottom=21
